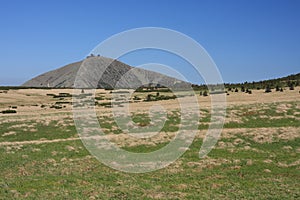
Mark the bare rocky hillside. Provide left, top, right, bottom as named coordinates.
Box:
left=23, top=56, right=189, bottom=89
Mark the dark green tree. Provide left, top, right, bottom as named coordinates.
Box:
left=241, top=86, right=245, bottom=92
left=265, top=85, right=272, bottom=93
left=146, top=94, right=152, bottom=101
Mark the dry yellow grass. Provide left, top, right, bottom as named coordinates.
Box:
left=0, top=87, right=299, bottom=147
left=1, top=86, right=299, bottom=114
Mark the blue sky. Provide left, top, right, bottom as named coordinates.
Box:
left=0, top=0, right=299, bottom=85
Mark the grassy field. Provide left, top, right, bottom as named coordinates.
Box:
left=0, top=88, right=299, bottom=199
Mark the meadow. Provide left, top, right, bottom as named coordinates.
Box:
left=0, top=87, right=299, bottom=199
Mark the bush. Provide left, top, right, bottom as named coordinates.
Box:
left=2, top=110, right=17, bottom=114
left=241, top=86, right=245, bottom=92
left=203, top=91, right=208, bottom=96
left=144, top=94, right=177, bottom=101
left=95, top=96, right=104, bottom=101
left=53, top=93, right=72, bottom=98
left=133, top=96, right=141, bottom=100
left=50, top=105, right=62, bottom=109
left=156, top=95, right=176, bottom=100
left=265, top=86, right=272, bottom=93
left=98, top=102, right=112, bottom=107
left=145, top=94, right=152, bottom=101
left=55, top=102, right=71, bottom=105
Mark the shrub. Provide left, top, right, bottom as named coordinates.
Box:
left=53, top=93, right=72, bottom=98
left=50, top=105, right=62, bottom=109
left=55, top=102, right=71, bottom=104
left=144, top=94, right=176, bottom=101
left=265, top=85, right=272, bottom=93
left=156, top=95, right=176, bottom=100
left=98, top=102, right=112, bottom=107
left=146, top=94, right=152, bottom=101
left=241, top=86, right=245, bottom=92
left=203, top=91, right=208, bottom=96
left=133, top=96, right=141, bottom=100
left=2, top=110, right=17, bottom=114
left=95, top=96, right=104, bottom=101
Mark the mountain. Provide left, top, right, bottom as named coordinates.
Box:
left=22, top=56, right=190, bottom=89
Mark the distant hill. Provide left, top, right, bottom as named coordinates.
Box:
left=22, top=56, right=190, bottom=89
left=225, top=73, right=300, bottom=90
left=192, top=73, right=300, bottom=91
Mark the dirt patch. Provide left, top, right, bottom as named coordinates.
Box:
left=2, top=131, right=16, bottom=136
left=212, top=127, right=300, bottom=143
left=187, top=157, right=231, bottom=169
left=0, top=137, right=79, bottom=146
left=277, top=160, right=300, bottom=168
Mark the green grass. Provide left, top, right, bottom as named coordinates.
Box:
left=225, top=117, right=300, bottom=128
left=224, top=102, right=300, bottom=128
left=0, top=100, right=299, bottom=199
left=0, top=136, right=299, bottom=199
left=0, top=120, right=76, bottom=142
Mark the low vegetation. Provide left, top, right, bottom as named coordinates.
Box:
left=1, top=110, right=17, bottom=114
left=0, top=87, right=299, bottom=199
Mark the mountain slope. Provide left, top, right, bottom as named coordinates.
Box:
left=22, top=56, right=189, bottom=89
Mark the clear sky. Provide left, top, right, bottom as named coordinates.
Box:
left=0, top=0, right=299, bottom=85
